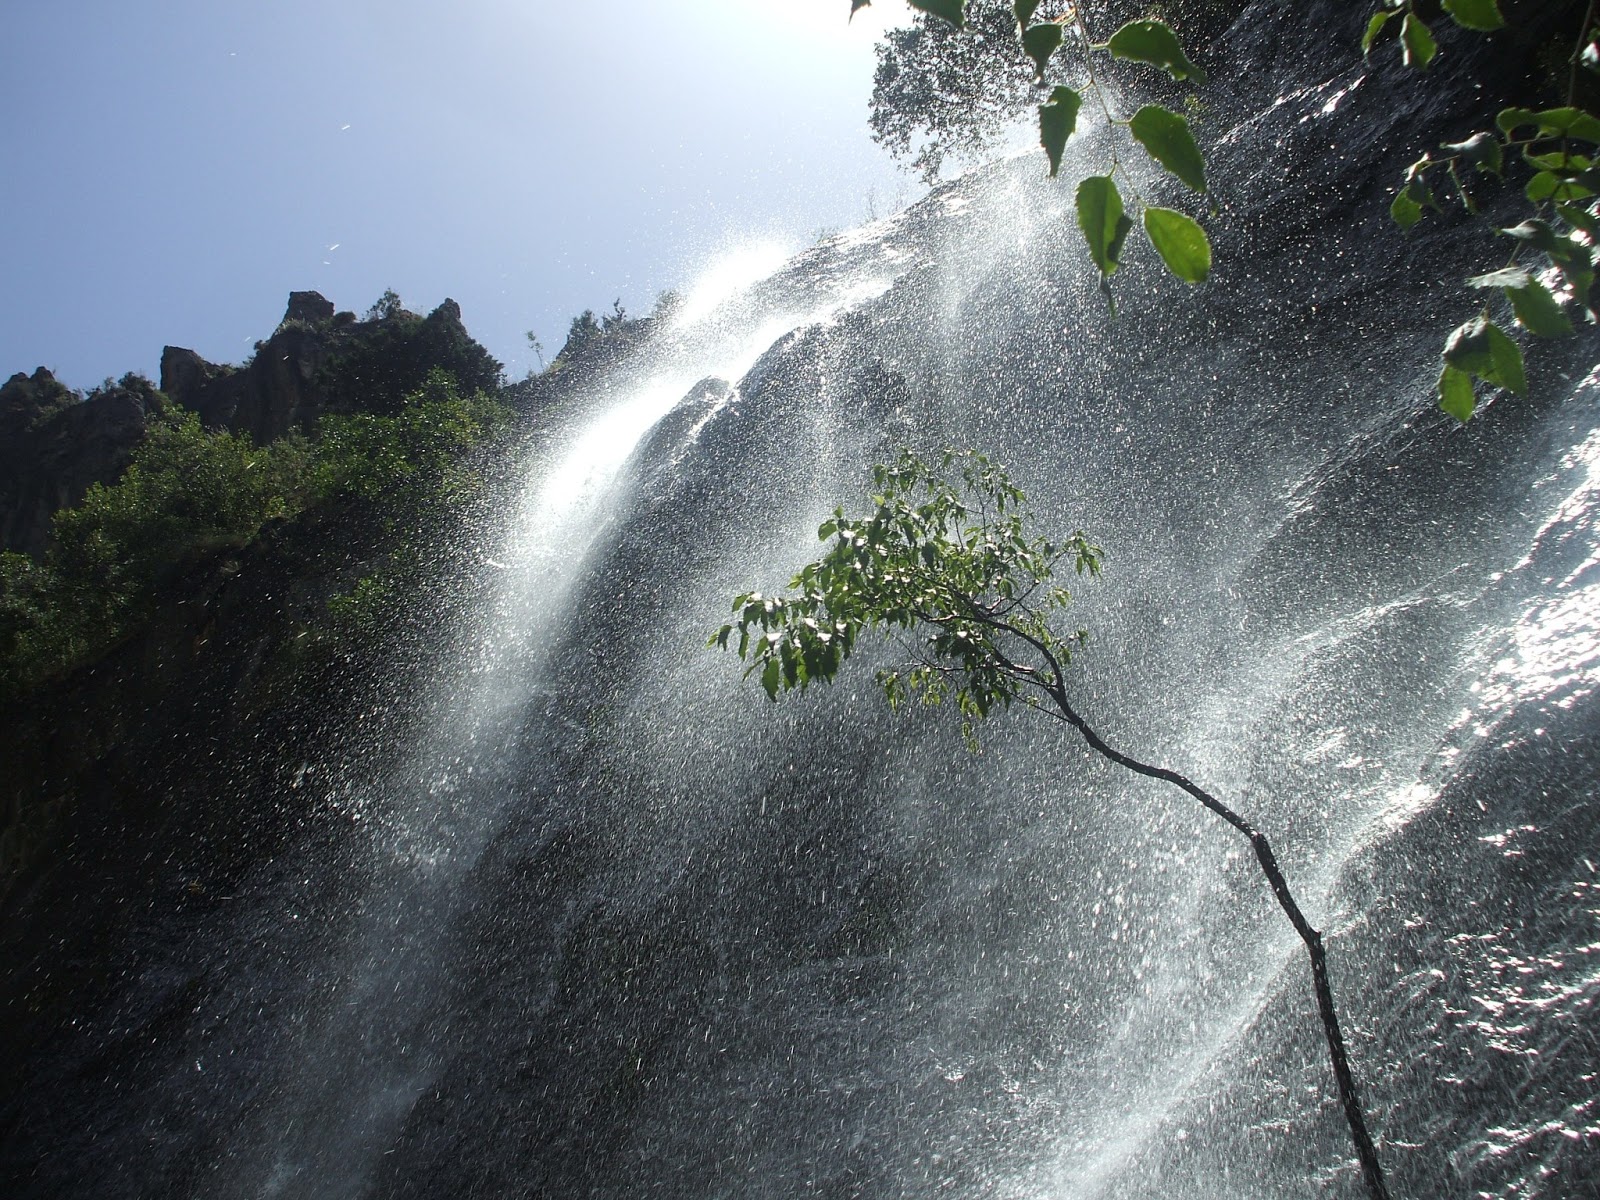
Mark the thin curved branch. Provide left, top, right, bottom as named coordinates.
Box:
left=1034, top=680, right=1391, bottom=1200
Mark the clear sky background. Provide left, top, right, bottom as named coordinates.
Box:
left=1, top=1, right=922, bottom=390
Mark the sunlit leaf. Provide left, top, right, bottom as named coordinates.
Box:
left=1401, top=13, right=1438, bottom=69
left=1485, top=321, right=1528, bottom=395
left=1129, top=105, right=1208, bottom=192
left=1557, top=201, right=1600, bottom=235
left=1498, top=106, right=1600, bottom=143
left=1505, top=279, right=1575, bottom=337
left=1143, top=207, right=1212, bottom=283
left=1039, top=86, right=1083, bottom=178
left=1442, top=131, right=1503, bottom=175
left=1443, top=315, right=1524, bottom=395
left=1441, top=0, right=1504, bottom=32
left=1390, top=188, right=1424, bottom=230
left=1362, top=10, right=1397, bottom=54
left=1527, top=171, right=1596, bottom=203
left=908, top=0, right=967, bottom=28
left=1105, top=20, right=1206, bottom=84
left=1076, top=175, right=1133, bottom=277
left=1444, top=316, right=1496, bottom=377
left=1022, top=21, right=1064, bottom=79
left=1438, top=364, right=1477, bottom=421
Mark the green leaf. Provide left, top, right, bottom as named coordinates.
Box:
left=1390, top=187, right=1424, bottom=230
left=1438, top=364, right=1477, bottom=422
left=908, top=0, right=966, bottom=27
left=1362, top=10, right=1397, bottom=54
left=1022, top=22, right=1064, bottom=79
left=1499, top=106, right=1600, bottom=143
left=1039, top=86, right=1083, bottom=178
left=1441, top=0, right=1504, bottom=32
left=1442, top=131, right=1503, bottom=175
left=1443, top=315, right=1526, bottom=395
left=1500, top=218, right=1559, bottom=250
left=1527, top=171, right=1596, bottom=203
left=1402, top=13, right=1438, bottom=69
left=1076, top=175, right=1133, bottom=277
left=1485, top=321, right=1528, bottom=395
left=1523, top=150, right=1595, bottom=174
left=1557, top=201, right=1600, bottom=235
left=1143, top=207, right=1212, bottom=283
left=1013, top=0, right=1042, bottom=28
left=1105, top=19, right=1207, bottom=84
left=1443, top=316, right=1496, bottom=377
left=1128, top=105, right=1209, bottom=192
left=1505, top=279, right=1575, bottom=337
left=761, top=656, right=781, bottom=700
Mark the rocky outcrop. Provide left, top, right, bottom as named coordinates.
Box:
left=0, top=372, right=158, bottom=557
left=162, top=290, right=502, bottom=439
left=4, top=292, right=503, bottom=557
left=160, top=291, right=341, bottom=444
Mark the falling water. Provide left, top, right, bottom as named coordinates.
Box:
left=5, top=6, right=1600, bottom=1198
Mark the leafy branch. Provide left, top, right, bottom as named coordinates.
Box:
left=1369, top=0, right=1600, bottom=419
left=857, top=1, right=1215, bottom=302
left=710, top=450, right=1393, bottom=1199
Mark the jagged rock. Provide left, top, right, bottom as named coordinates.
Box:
left=0, top=375, right=157, bottom=556
left=161, top=319, right=330, bottom=444
left=10, top=292, right=504, bottom=552
left=0, top=368, right=78, bottom=437
left=283, top=290, right=335, bottom=326
left=159, top=346, right=229, bottom=404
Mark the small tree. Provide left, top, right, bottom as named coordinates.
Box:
left=711, top=448, right=1392, bottom=1200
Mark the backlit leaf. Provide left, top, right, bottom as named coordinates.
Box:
left=1498, top=106, right=1600, bottom=143
left=1129, top=105, right=1208, bottom=192
left=1485, top=321, right=1528, bottom=395
left=1402, top=13, right=1438, bottom=69
left=1505, top=279, right=1575, bottom=337
left=1390, top=188, right=1424, bottom=229
left=1441, top=0, right=1504, bottom=32
left=1105, top=20, right=1206, bottom=84
left=1527, top=171, right=1596, bottom=203
left=1557, top=201, right=1600, bottom=235
left=1143, top=207, right=1212, bottom=283
left=1022, top=22, right=1064, bottom=79
left=909, top=0, right=966, bottom=27
left=1076, top=175, right=1133, bottom=277
left=1438, top=364, right=1477, bottom=422
left=1039, top=86, right=1083, bottom=178
left=1362, top=10, right=1396, bottom=54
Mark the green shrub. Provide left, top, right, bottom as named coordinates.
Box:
left=315, top=368, right=508, bottom=515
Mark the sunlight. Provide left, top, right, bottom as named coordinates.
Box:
left=673, top=240, right=794, bottom=326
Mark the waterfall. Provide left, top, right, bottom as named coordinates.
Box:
left=5, top=7, right=1599, bottom=1199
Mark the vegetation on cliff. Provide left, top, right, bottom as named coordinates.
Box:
left=0, top=369, right=506, bottom=702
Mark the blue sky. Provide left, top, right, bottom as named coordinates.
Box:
left=1, top=1, right=920, bottom=389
